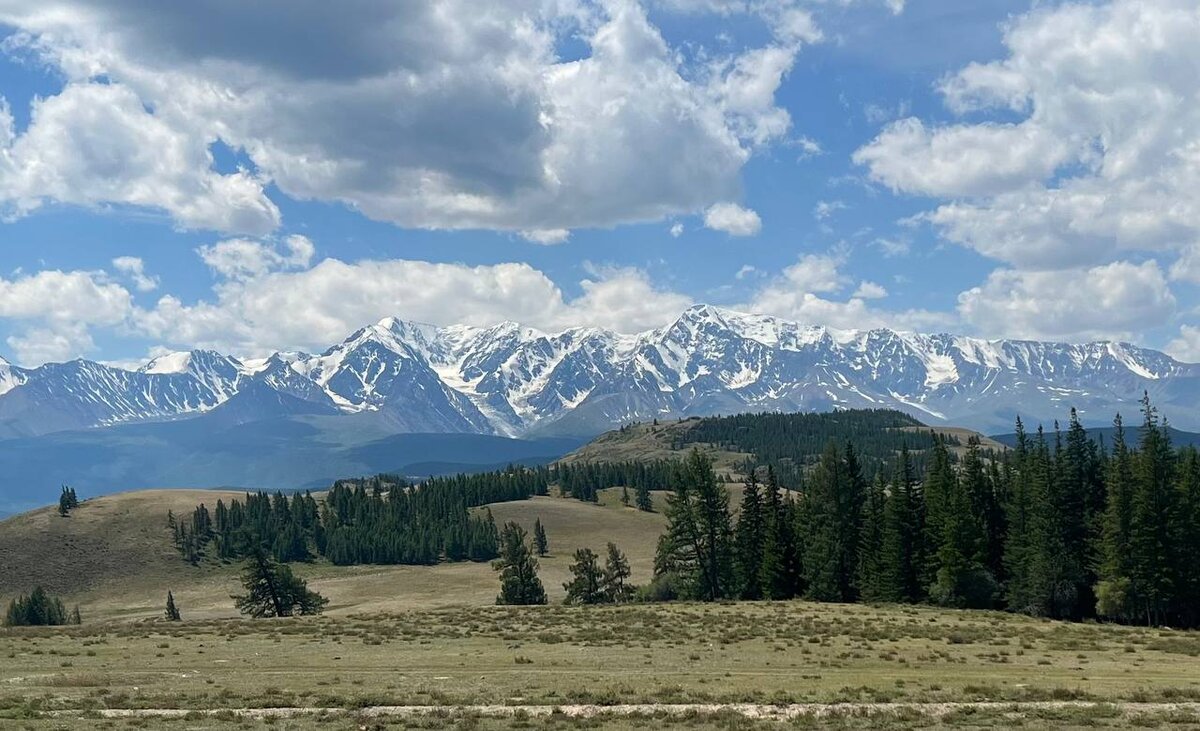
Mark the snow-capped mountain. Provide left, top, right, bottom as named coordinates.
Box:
left=0, top=304, right=1197, bottom=439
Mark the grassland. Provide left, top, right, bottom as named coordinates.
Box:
left=6, top=479, right=1200, bottom=728
left=6, top=600, right=1200, bottom=729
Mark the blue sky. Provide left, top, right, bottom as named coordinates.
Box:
left=0, top=0, right=1196, bottom=367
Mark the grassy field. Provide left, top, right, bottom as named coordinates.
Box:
left=5, top=600, right=1200, bottom=729
left=7, top=483, right=1200, bottom=728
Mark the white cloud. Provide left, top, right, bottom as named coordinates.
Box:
left=0, top=269, right=134, bottom=364
left=197, top=235, right=315, bottom=280
left=853, top=281, right=888, bottom=299
left=956, top=260, right=1176, bottom=342
left=813, top=200, right=845, bottom=220
left=519, top=229, right=570, bottom=245
left=0, top=0, right=856, bottom=236
left=669, top=222, right=684, bottom=237
left=735, top=264, right=757, bottom=279
left=0, top=83, right=279, bottom=235
left=1166, top=325, right=1200, bottom=363
left=747, top=254, right=949, bottom=331
left=853, top=0, right=1200, bottom=271
left=132, top=257, right=692, bottom=355
left=872, top=236, right=910, bottom=258
left=703, top=202, right=762, bottom=236
left=111, top=256, right=159, bottom=292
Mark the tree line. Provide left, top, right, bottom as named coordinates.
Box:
left=653, top=397, right=1200, bottom=627
left=173, top=465, right=550, bottom=567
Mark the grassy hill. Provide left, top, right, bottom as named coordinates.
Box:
left=0, top=488, right=664, bottom=623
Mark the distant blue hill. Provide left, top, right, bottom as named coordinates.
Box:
left=0, top=411, right=582, bottom=515
left=990, top=424, right=1200, bottom=450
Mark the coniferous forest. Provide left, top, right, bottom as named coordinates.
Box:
left=172, top=465, right=550, bottom=567
left=653, top=396, right=1200, bottom=628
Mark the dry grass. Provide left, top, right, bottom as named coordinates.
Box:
left=558, top=420, right=752, bottom=475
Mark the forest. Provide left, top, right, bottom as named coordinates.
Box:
left=655, top=396, right=1200, bottom=627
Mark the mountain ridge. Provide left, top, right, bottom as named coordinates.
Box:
left=0, top=304, right=1196, bottom=439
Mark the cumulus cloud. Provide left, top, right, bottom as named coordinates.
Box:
left=956, top=261, right=1176, bottom=342
left=853, top=281, right=888, bottom=299
left=747, top=254, right=949, bottom=331
left=854, top=0, right=1200, bottom=272
left=0, top=0, right=854, bottom=237
left=197, top=235, right=315, bottom=280
left=111, top=256, right=159, bottom=292
left=0, top=83, right=279, bottom=234
left=1166, top=325, right=1200, bottom=363
left=132, top=256, right=693, bottom=355
left=703, top=202, right=762, bottom=236
left=0, top=269, right=134, bottom=364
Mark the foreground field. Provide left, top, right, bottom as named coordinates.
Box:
left=5, top=600, right=1200, bottom=729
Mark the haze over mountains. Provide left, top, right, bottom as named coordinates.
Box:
left=1, top=304, right=1196, bottom=441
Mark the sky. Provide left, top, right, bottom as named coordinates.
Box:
left=0, top=0, right=1196, bottom=368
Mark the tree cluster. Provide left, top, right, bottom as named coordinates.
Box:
left=4, top=587, right=80, bottom=626
left=57, top=485, right=79, bottom=517
left=173, top=466, right=549, bottom=567
left=563, top=542, right=634, bottom=604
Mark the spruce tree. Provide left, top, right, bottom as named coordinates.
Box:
left=563, top=547, right=605, bottom=604
left=533, top=518, right=549, bottom=557
left=635, top=481, right=654, bottom=512
left=1096, top=414, right=1136, bottom=620
left=165, top=591, right=182, bottom=622
left=857, top=472, right=887, bottom=601
left=494, top=522, right=547, bottom=605
left=928, top=453, right=994, bottom=608
left=602, top=542, right=633, bottom=603
left=802, top=442, right=846, bottom=602
left=878, top=447, right=923, bottom=603
left=654, top=450, right=734, bottom=600
left=1128, top=394, right=1176, bottom=625
left=734, top=471, right=766, bottom=599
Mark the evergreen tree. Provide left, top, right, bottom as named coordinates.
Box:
left=928, top=447, right=994, bottom=608
left=232, top=549, right=328, bottom=617
left=635, top=481, right=654, bottom=512
left=165, top=591, right=181, bottom=622
left=533, top=518, right=549, bottom=557
left=494, top=522, right=547, bottom=605
left=802, top=442, right=846, bottom=602
left=602, top=542, right=633, bottom=603
left=857, top=472, right=887, bottom=601
left=1172, top=448, right=1200, bottom=626
left=758, top=466, right=797, bottom=599
left=734, top=471, right=766, bottom=599
left=4, top=587, right=70, bottom=626
left=1128, top=394, right=1176, bottom=625
left=621, top=485, right=631, bottom=507
left=563, top=547, right=605, bottom=604
left=1096, top=414, right=1136, bottom=621
left=878, top=447, right=924, bottom=602
left=654, top=450, right=735, bottom=600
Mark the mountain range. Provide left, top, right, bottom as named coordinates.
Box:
left=1, top=304, right=1196, bottom=441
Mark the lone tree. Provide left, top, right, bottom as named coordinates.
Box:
left=564, top=547, right=605, bottom=604
left=58, top=486, right=79, bottom=517
left=533, top=518, right=549, bottom=557
left=493, top=522, right=547, bottom=605
left=602, top=542, right=633, bottom=603
left=165, top=591, right=182, bottom=622
left=232, top=549, right=328, bottom=618
left=4, top=587, right=75, bottom=626
left=635, top=482, right=654, bottom=512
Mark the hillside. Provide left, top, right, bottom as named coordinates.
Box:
left=560, top=409, right=1000, bottom=486
left=0, top=488, right=664, bottom=622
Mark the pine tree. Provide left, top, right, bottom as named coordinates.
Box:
left=654, top=450, right=735, bottom=600
left=621, top=485, right=631, bottom=507
left=1096, top=413, right=1136, bottom=621
left=879, top=447, right=923, bottom=603
left=533, top=518, right=549, bottom=557
left=734, top=471, right=766, bottom=599
left=165, top=591, right=182, bottom=622
left=1172, top=448, right=1200, bottom=626
left=802, top=442, right=846, bottom=602
left=758, top=466, right=794, bottom=599
left=563, top=547, right=605, bottom=604
left=232, top=549, right=328, bottom=617
left=928, top=450, right=994, bottom=608
left=635, top=481, right=654, bottom=512
left=494, top=522, right=547, bottom=605
left=602, top=542, right=633, bottom=603
left=857, top=472, right=887, bottom=601
left=1128, top=394, right=1176, bottom=625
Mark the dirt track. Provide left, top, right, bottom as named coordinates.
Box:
left=47, top=700, right=1200, bottom=721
